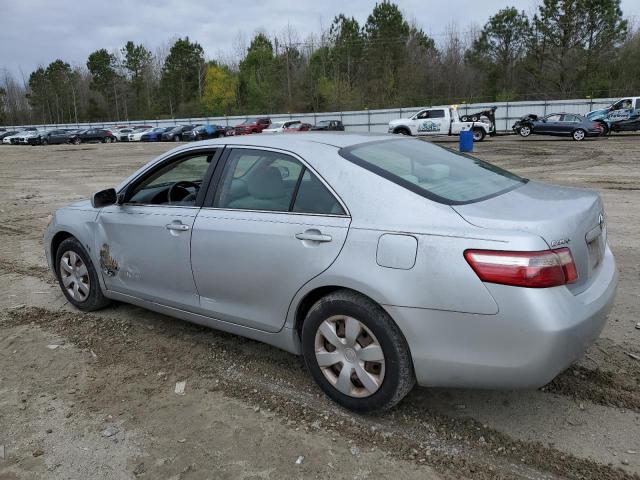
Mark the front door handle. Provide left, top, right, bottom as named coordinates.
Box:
left=295, top=232, right=332, bottom=242
left=165, top=223, right=190, bottom=231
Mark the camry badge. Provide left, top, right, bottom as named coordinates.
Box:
left=550, top=238, right=571, bottom=247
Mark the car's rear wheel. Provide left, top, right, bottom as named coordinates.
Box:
left=301, top=290, right=415, bottom=412
left=598, top=122, right=609, bottom=136
left=41, top=138, right=48, bottom=146
left=73, top=137, right=81, bottom=145
left=518, top=125, right=531, bottom=137
left=174, top=135, right=180, bottom=142
left=572, top=128, right=586, bottom=141
left=55, top=237, right=110, bottom=311
left=472, top=127, right=486, bottom=142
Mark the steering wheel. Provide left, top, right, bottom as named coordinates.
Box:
left=167, top=180, right=200, bottom=203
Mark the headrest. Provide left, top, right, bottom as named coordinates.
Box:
left=247, top=166, right=285, bottom=199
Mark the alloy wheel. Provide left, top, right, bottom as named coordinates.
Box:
left=59, top=251, right=90, bottom=302
left=573, top=129, right=585, bottom=141
left=314, top=315, right=385, bottom=398
left=519, top=126, right=531, bottom=137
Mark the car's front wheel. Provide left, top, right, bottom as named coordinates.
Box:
left=518, top=125, right=532, bottom=137
left=301, top=290, right=415, bottom=412
left=55, top=237, right=110, bottom=311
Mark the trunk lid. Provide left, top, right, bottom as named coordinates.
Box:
left=453, top=181, right=606, bottom=293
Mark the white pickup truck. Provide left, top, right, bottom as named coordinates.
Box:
left=388, top=106, right=495, bottom=141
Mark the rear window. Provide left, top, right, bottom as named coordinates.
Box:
left=339, top=139, right=526, bottom=205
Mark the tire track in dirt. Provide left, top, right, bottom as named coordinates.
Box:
left=3, top=306, right=637, bottom=480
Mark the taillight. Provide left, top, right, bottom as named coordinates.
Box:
left=464, top=248, right=578, bottom=288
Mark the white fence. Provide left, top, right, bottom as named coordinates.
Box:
left=1, top=97, right=619, bottom=134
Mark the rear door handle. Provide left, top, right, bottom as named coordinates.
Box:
left=165, top=223, right=190, bottom=231
left=295, top=232, right=332, bottom=242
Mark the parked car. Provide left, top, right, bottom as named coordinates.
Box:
left=112, top=128, right=135, bottom=142
left=128, top=129, right=151, bottom=142
left=69, top=128, right=115, bottom=144
left=513, top=113, right=603, bottom=141
left=161, top=125, right=197, bottom=142
left=183, top=124, right=226, bottom=141
left=17, top=129, right=45, bottom=145
left=2, top=128, right=36, bottom=144
left=0, top=130, right=19, bottom=142
left=263, top=120, right=310, bottom=133
left=388, top=106, right=493, bottom=141
left=141, top=127, right=172, bottom=142
left=234, top=117, right=271, bottom=134
left=586, top=97, right=640, bottom=134
left=41, top=129, right=76, bottom=145
left=45, top=133, right=616, bottom=412
left=311, top=120, right=345, bottom=131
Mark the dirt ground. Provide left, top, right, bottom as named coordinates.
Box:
left=0, top=134, right=638, bottom=480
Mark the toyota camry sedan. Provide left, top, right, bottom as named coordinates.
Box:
left=44, top=133, right=617, bottom=412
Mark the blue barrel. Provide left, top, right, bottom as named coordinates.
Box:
left=459, top=129, right=473, bottom=152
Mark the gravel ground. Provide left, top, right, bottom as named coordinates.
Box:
left=0, top=135, right=638, bottom=480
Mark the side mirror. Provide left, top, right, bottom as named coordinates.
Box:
left=91, top=188, right=117, bottom=208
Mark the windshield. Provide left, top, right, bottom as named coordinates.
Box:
left=339, top=139, right=526, bottom=205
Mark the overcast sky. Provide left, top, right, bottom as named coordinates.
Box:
left=2, top=0, right=639, bottom=79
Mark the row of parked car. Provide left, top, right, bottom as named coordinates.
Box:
left=511, top=96, right=640, bottom=141
left=0, top=117, right=346, bottom=146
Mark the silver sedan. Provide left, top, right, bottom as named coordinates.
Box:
left=45, top=133, right=617, bottom=412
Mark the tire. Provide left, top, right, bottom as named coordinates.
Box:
left=41, top=138, right=48, bottom=146
left=393, top=128, right=411, bottom=136
left=301, top=289, right=415, bottom=412
left=572, top=128, right=586, bottom=141
left=460, top=115, right=469, bottom=122
left=471, top=115, right=479, bottom=122
left=518, top=125, right=532, bottom=137
left=472, top=127, right=486, bottom=142
left=55, top=237, right=111, bottom=312
left=598, top=122, right=609, bottom=136
left=73, top=137, right=81, bottom=145
left=174, top=135, right=180, bottom=142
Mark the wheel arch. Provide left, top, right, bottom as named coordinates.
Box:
left=292, top=285, right=390, bottom=339
left=393, top=126, right=412, bottom=135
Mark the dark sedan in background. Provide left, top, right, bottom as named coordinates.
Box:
left=69, top=128, right=116, bottom=144
left=41, top=129, right=77, bottom=145
left=513, top=113, right=603, bottom=141
left=141, top=127, right=172, bottom=142
left=183, top=124, right=226, bottom=141
left=311, top=119, right=345, bottom=131
left=161, top=125, right=198, bottom=142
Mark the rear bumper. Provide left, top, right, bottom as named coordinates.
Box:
left=386, top=246, right=617, bottom=389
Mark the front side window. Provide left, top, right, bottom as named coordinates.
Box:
left=214, top=149, right=344, bottom=215
left=430, top=109, right=445, bottom=118
left=128, top=153, right=213, bottom=206
left=545, top=114, right=561, bottom=122
left=339, top=139, right=525, bottom=205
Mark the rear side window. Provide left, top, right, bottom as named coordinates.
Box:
left=293, top=170, right=345, bottom=215
left=339, top=139, right=526, bottom=205
left=214, top=149, right=345, bottom=215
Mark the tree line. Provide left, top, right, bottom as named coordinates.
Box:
left=1, top=0, right=637, bottom=126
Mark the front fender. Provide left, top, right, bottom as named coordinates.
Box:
left=45, top=207, right=100, bottom=279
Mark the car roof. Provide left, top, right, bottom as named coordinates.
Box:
left=187, top=132, right=393, bottom=150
